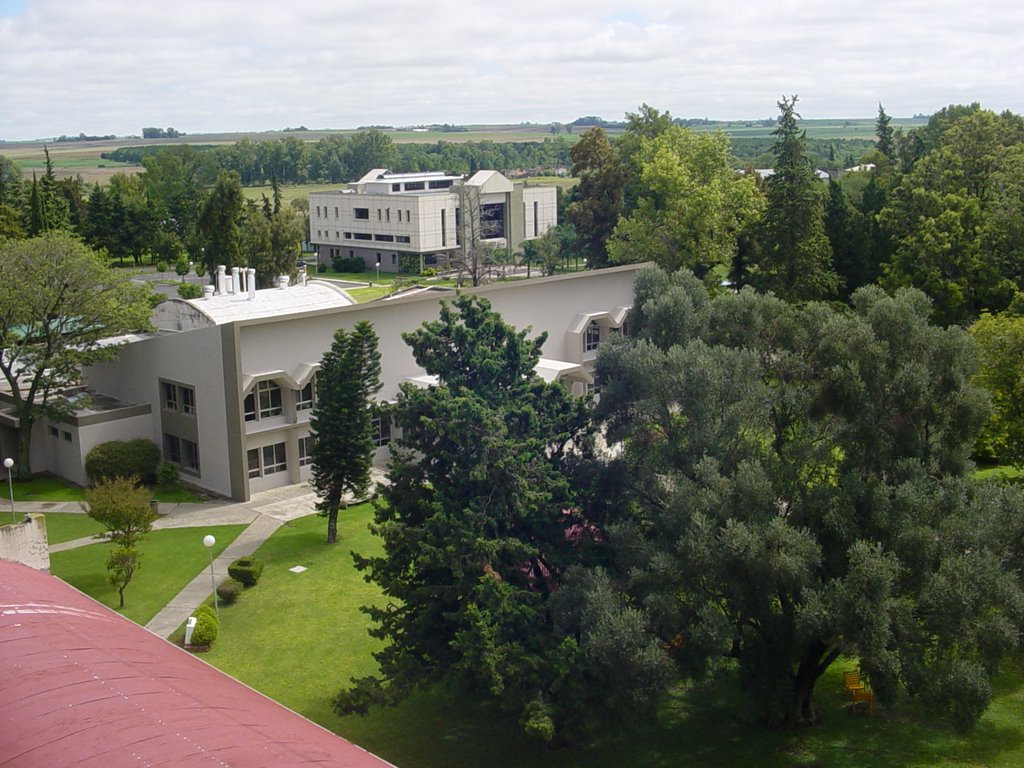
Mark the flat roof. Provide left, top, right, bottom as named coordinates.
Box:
left=0, top=560, right=397, bottom=768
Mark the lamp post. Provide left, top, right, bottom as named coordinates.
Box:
left=4, top=458, right=13, bottom=523
left=203, top=534, right=219, bottom=620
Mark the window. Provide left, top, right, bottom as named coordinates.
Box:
left=396, top=235, right=411, bottom=243
left=247, top=442, right=287, bottom=478
left=374, top=234, right=394, bottom=242
left=397, top=210, right=402, bottom=222
left=296, top=377, right=316, bottom=411
left=298, top=435, right=314, bottom=467
left=163, top=381, right=178, bottom=411
left=334, top=206, right=339, bottom=218
left=315, top=206, right=321, bottom=217
left=262, top=442, right=287, bottom=474
left=428, top=179, right=452, bottom=189
left=371, top=413, right=392, bottom=447
left=165, top=434, right=200, bottom=473
left=392, top=183, right=401, bottom=192
left=181, top=386, right=196, bottom=415
left=404, top=181, right=424, bottom=191
left=386, top=208, right=390, bottom=222
left=257, top=381, right=282, bottom=418
left=377, top=209, right=382, bottom=221
left=344, top=232, right=352, bottom=239
left=585, top=320, right=601, bottom=352
left=354, top=207, right=369, bottom=220
left=440, top=208, right=446, bottom=246
left=62, top=431, right=72, bottom=442
left=391, top=254, right=396, bottom=265
left=48, top=425, right=59, bottom=438
left=244, top=392, right=257, bottom=422
left=533, top=200, right=539, bottom=237
left=354, top=232, right=372, bottom=241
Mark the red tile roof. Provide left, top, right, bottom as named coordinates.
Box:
left=0, top=560, right=396, bottom=768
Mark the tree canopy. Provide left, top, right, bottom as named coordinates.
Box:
left=593, top=267, right=1021, bottom=730
left=0, top=233, right=152, bottom=473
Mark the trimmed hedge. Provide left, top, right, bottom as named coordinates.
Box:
left=84, top=439, right=161, bottom=486
left=227, top=556, right=264, bottom=587
left=216, top=578, right=243, bottom=605
left=331, top=255, right=365, bottom=273
left=191, top=603, right=219, bottom=646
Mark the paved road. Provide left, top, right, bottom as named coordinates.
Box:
left=44, top=469, right=386, bottom=639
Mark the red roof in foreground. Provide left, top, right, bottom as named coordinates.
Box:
left=0, top=560, right=396, bottom=768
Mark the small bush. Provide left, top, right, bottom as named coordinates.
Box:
left=157, top=461, right=179, bottom=486
left=228, top=556, right=264, bottom=587
left=317, top=262, right=327, bottom=273
left=216, top=578, right=243, bottom=605
left=155, top=259, right=168, bottom=273
left=190, top=603, right=219, bottom=645
left=85, top=439, right=161, bottom=486
left=331, top=255, right=365, bottom=273
left=421, top=267, right=438, bottom=277
left=177, top=283, right=202, bottom=299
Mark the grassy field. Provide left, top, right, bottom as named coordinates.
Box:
left=41, top=512, right=106, bottom=544
left=198, top=506, right=1024, bottom=768
left=50, top=524, right=245, bottom=624
left=9, top=474, right=201, bottom=503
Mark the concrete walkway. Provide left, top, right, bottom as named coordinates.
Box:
left=45, top=469, right=386, bottom=639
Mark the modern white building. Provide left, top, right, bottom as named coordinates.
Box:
left=309, top=169, right=558, bottom=273
left=4, top=265, right=639, bottom=501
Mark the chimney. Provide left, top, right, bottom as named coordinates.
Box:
left=247, top=268, right=256, bottom=301
left=231, top=267, right=241, bottom=295
left=216, top=265, right=226, bottom=295
left=203, top=286, right=215, bottom=300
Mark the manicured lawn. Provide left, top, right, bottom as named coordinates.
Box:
left=976, top=465, right=1023, bottom=482
left=50, top=524, right=245, bottom=624
left=198, top=505, right=1024, bottom=768
left=12, top=476, right=86, bottom=501
left=42, top=512, right=105, bottom=544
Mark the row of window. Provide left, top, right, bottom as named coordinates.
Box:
left=246, top=419, right=390, bottom=481
left=164, top=434, right=200, bottom=473
left=314, top=230, right=412, bottom=245
left=353, top=207, right=414, bottom=223
left=244, top=379, right=315, bottom=422
left=163, top=382, right=196, bottom=415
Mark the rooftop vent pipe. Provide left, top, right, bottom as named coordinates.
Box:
left=277, top=275, right=289, bottom=290
left=216, top=265, right=226, bottom=295
left=247, top=268, right=256, bottom=301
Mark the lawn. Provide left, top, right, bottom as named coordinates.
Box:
left=42, top=512, right=105, bottom=544
left=8, top=474, right=202, bottom=503
left=50, top=524, right=245, bottom=624
left=198, top=505, right=1024, bottom=768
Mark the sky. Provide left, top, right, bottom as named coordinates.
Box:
left=1, top=0, right=1022, bottom=141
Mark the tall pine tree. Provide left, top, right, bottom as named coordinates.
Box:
left=310, top=320, right=382, bottom=544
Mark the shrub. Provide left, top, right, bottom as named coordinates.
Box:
left=155, top=259, right=168, bottom=273
left=317, top=262, right=327, bottom=273
left=331, top=255, right=365, bottom=273
left=157, top=461, right=179, bottom=486
left=421, top=267, right=438, bottom=277
left=85, top=439, right=161, bottom=486
left=177, top=283, right=202, bottom=299
left=216, top=578, right=243, bottom=605
left=190, top=603, right=219, bottom=646
left=228, top=556, right=264, bottom=587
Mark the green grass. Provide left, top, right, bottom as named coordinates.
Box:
left=346, top=286, right=393, bottom=302
left=50, top=524, right=245, bottom=624
left=42, top=512, right=105, bottom=544
left=12, top=476, right=85, bottom=501
left=975, top=465, right=1023, bottom=482
left=196, top=505, right=1024, bottom=767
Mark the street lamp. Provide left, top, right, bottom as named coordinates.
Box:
left=203, top=534, right=219, bottom=620
left=4, top=458, right=13, bottom=523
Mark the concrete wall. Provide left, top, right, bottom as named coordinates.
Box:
left=0, top=513, right=49, bottom=572
left=83, top=325, right=233, bottom=498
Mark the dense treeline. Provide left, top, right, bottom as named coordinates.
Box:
left=101, top=132, right=574, bottom=185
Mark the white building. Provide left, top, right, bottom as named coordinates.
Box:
left=308, top=169, right=558, bottom=273
left=10, top=266, right=639, bottom=500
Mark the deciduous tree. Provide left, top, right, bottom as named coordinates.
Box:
left=0, top=233, right=152, bottom=474
left=84, top=476, right=158, bottom=608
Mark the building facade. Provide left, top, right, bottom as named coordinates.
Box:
left=309, top=169, right=557, bottom=273
left=38, top=266, right=641, bottom=501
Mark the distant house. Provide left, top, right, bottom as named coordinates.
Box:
left=308, top=169, right=557, bottom=273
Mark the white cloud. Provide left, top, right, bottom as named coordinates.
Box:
left=0, top=0, right=1022, bottom=139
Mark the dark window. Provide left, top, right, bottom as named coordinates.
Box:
left=48, top=426, right=59, bottom=438
left=374, top=234, right=394, bottom=242
left=440, top=208, right=446, bottom=246
left=354, top=208, right=369, bottom=220
left=585, top=320, right=601, bottom=352
left=404, top=181, right=424, bottom=191
left=164, top=434, right=181, bottom=463
left=257, top=381, right=282, bottom=418
left=372, top=413, right=392, bottom=447
left=262, top=443, right=287, bottom=474
left=392, top=183, right=401, bottom=192
left=244, top=392, right=256, bottom=422
left=163, top=381, right=178, bottom=411
left=428, top=179, right=452, bottom=189
left=354, top=232, right=372, bottom=241
left=181, top=386, right=196, bottom=415
left=533, top=200, right=539, bottom=237
left=480, top=202, right=506, bottom=239
left=299, top=435, right=314, bottom=467
left=296, top=377, right=315, bottom=411
left=62, top=431, right=72, bottom=442
left=396, top=235, right=411, bottom=243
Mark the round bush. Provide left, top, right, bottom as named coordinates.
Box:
left=216, top=578, right=243, bottom=605
left=190, top=604, right=219, bottom=646
left=85, top=439, right=161, bottom=486
left=177, top=283, right=202, bottom=299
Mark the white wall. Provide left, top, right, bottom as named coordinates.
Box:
left=0, top=514, right=49, bottom=572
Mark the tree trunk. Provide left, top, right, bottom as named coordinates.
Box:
left=118, top=585, right=126, bottom=608
left=326, top=508, right=338, bottom=544
left=16, top=412, right=34, bottom=478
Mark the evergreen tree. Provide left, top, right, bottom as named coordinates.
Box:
left=753, top=96, right=838, bottom=300
left=197, top=171, right=244, bottom=274
left=876, top=103, right=897, bottom=161
left=565, top=128, right=626, bottom=269
left=310, top=320, right=382, bottom=544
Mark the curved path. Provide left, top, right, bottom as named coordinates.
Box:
left=38, top=469, right=386, bottom=638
